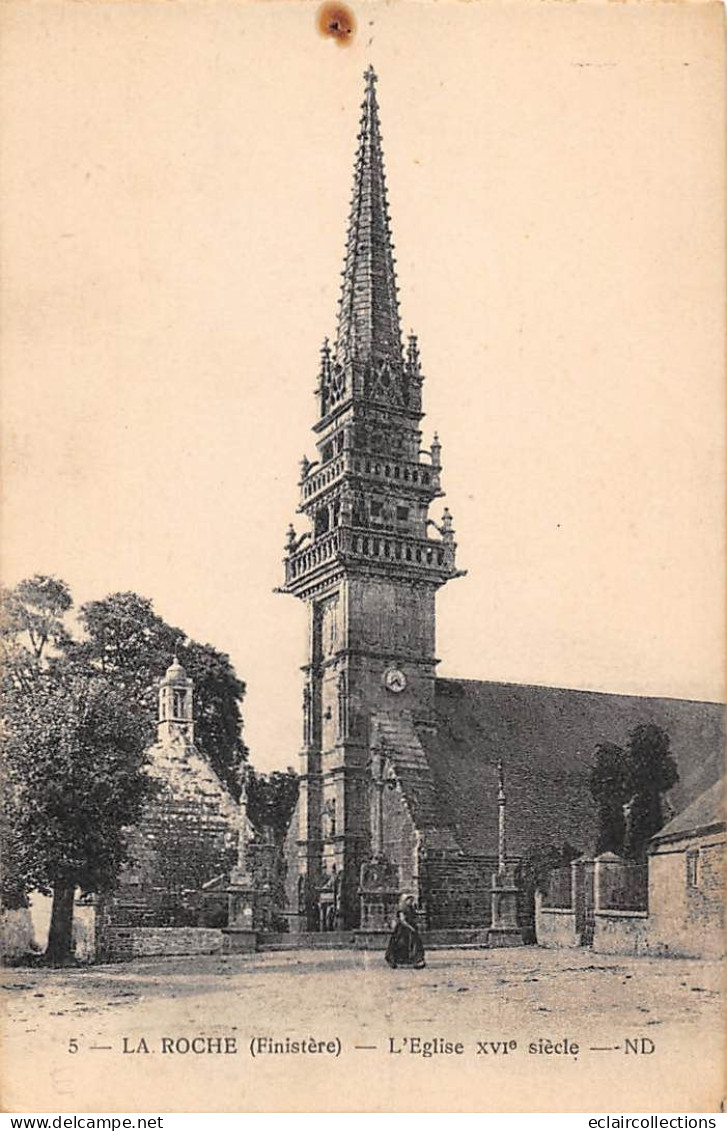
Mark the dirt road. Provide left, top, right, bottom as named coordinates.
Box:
left=1, top=947, right=722, bottom=1112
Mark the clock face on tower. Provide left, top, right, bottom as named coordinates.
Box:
left=383, top=667, right=407, bottom=694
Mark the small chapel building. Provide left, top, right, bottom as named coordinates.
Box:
left=96, top=656, right=245, bottom=953
left=3, top=657, right=250, bottom=962
left=278, top=68, right=725, bottom=935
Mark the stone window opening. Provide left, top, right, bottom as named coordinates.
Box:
left=396, top=505, right=410, bottom=522
left=315, top=508, right=330, bottom=538
left=686, top=849, right=700, bottom=888
left=323, top=798, right=337, bottom=840
left=322, top=441, right=334, bottom=464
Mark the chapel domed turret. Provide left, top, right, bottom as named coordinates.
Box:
left=158, top=651, right=194, bottom=743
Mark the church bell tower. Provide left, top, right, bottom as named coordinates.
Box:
left=280, top=67, right=463, bottom=929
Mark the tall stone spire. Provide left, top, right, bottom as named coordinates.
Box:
left=281, top=67, right=464, bottom=932
left=335, top=66, right=402, bottom=370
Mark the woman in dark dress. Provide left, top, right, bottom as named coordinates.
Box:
left=385, top=896, right=426, bottom=969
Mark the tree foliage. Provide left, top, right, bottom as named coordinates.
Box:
left=2, top=650, right=153, bottom=962
left=0, top=574, right=72, bottom=660
left=247, top=768, right=299, bottom=843
left=622, top=724, right=679, bottom=859
left=589, top=724, right=678, bottom=860
left=76, top=591, right=248, bottom=793
left=3, top=661, right=152, bottom=894
left=1, top=575, right=250, bottom=961
left=591, top=742, right=627, bottom=855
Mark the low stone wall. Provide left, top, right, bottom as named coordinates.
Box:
left=259, top=931, right=356, bottom=951
left=73, top=903, right=98, bottom=962
left=425, top=928, right=490, bottom=949
left=535, top=893, right=580, bottom=948
left=2, top=898, right=99, bottom=964
left=260, top=928, right=491, bottom=952
left=421, top=851, right=497, bottom=931
left=1, top=908, right=37, bottom=962
left=592, top=910, right=650, bottom=956
left=101, top=926, right=224, bottom=961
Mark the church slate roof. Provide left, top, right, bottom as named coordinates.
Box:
left=371, top=710, right=459, bottom=850
left=651, top=777, right=724, bottom=844
left=411, top=678, right=725, bottom=858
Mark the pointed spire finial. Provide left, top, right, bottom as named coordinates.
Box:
left=364, top=64, right=378, bottom=89
left=406, top=330, right=420, bottom=373
left=334, top=68, right=402, bottom=370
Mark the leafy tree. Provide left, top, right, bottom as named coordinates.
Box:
left=77, top=592, right=248, bottom=793
left=247, top=768, right=299, bottom=843
left=622, top=724, right=678, bottom=860
left=1, top=574, right=75, bottom=913
left=0, top=574, right=72, bottom=660
left=589, top=725, right=678, bottom=861
left=246, top=768, right=299, bottom=931
left=590, top=742, right=627, bottom=854
left=1, top=576, right=249, bottom=962
left=2, top=654, right=152, bottom=964
left=183, top=640, right=248, bottom=796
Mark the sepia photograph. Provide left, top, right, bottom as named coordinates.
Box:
left=0, top=0, right=724, bottom=1115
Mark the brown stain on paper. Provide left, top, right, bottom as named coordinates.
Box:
left=317, top=1, right=356, bottom=46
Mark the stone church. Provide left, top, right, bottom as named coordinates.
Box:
left=280, top=68, right=724, bottom=934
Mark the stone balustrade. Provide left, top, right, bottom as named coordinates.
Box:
left=283, top=526, right=456, bottom=588
left=300, top=451, right=441, bottom=507
left=285, top=529, right=342, bottom=583
left=345, top=528, right=452, bottom=572
left=300, top=456, right=346, bottom=502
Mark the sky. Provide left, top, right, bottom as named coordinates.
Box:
left=2, top=0, right=724, bottom=771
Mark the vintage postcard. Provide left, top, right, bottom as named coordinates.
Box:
left=1, top=0, right=724, bottom=1115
